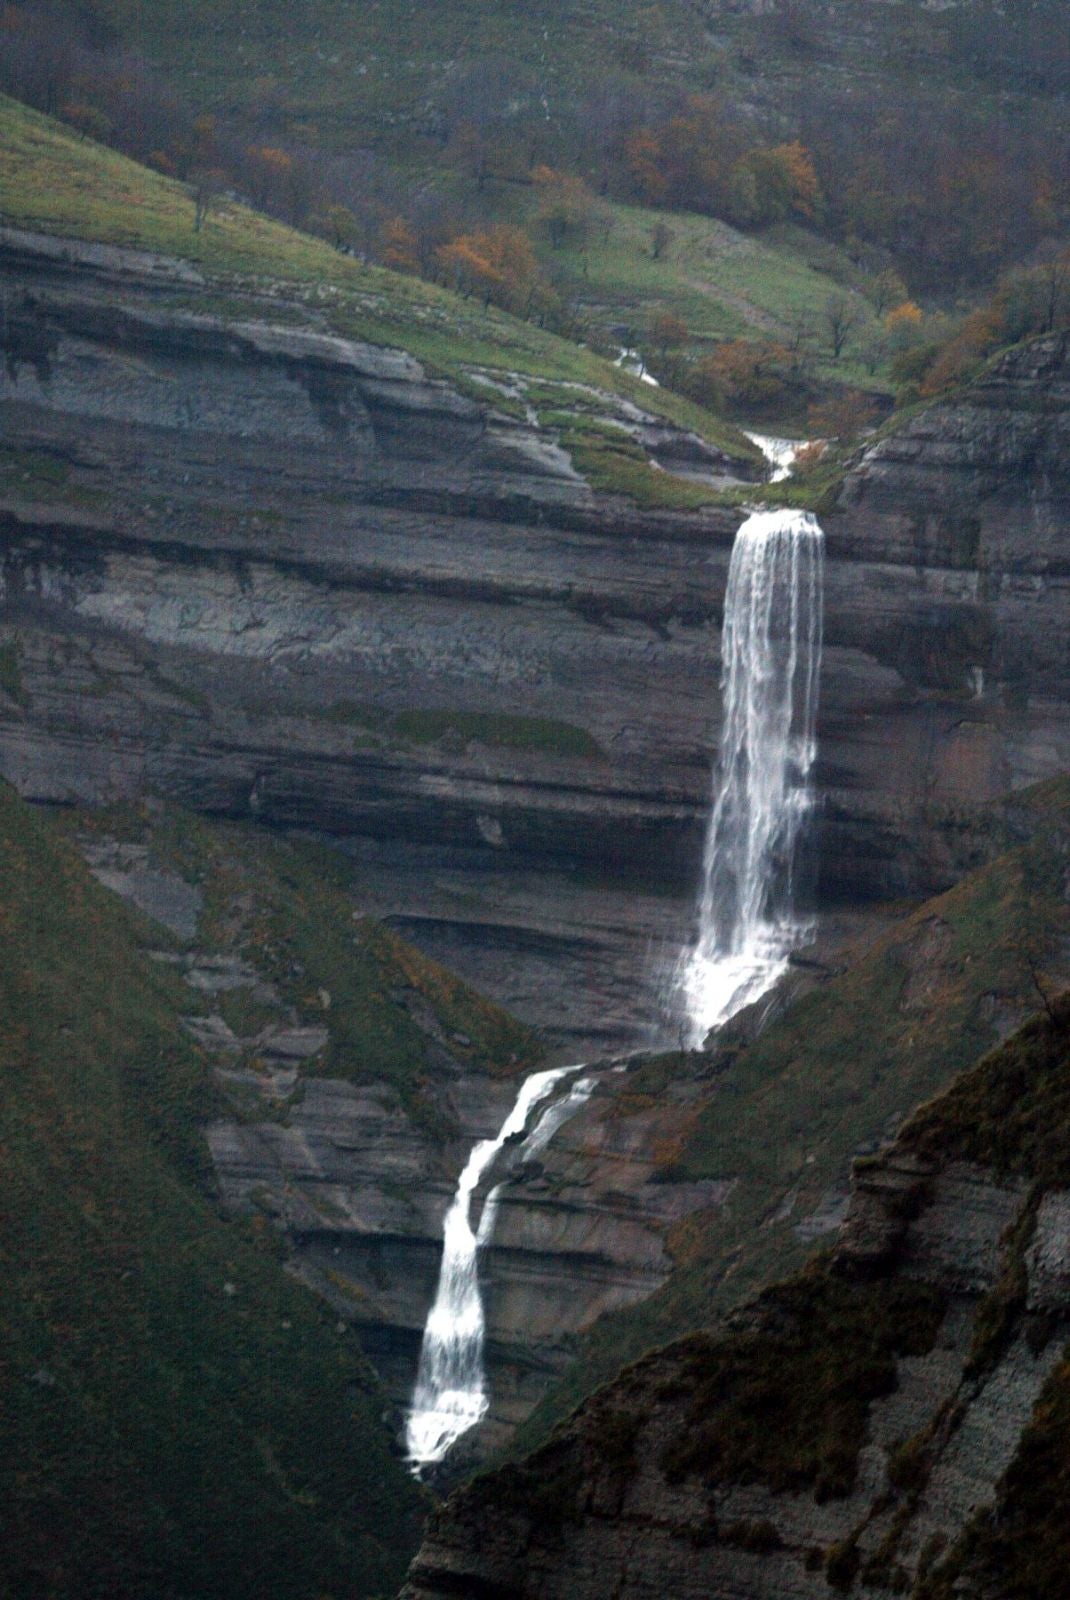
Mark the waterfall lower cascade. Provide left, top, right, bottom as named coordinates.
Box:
left=406, top=508, right=823, bottom=1467
left=404, top=1064, right=593, bottom=1468
left=676, top=507, right=824, bottom=1048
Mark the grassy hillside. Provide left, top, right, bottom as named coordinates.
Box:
left=79, top=0, right=1064, bottom=159
left=0, top=780, right=434, bottom=1598
left=511, top=776, right=1070, bottom=1456
left=61, top=0, right=714, bottom=151
left=0, top=94, right=758, bottom=464
left=484, top=189, right=886, bottom=393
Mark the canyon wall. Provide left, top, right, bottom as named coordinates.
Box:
left=401, top=1003, right=1070, bottom=1600
left=2, top=230, right=1068, bottom=1045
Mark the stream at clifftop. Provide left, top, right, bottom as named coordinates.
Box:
left=405, top=493, right=825, bottom=1472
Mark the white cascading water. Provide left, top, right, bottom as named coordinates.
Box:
left=743, top=430, right=804, bottom=483
left=407, top=501, right=824, bottom=1466
left=675, top=507, right=824, bottom=1048
left=405, top=1063, right=590, bottom=1468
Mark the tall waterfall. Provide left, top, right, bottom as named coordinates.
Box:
left=405, top=1063, right=590, bottom=1468
left=676, top=508, right=824, bottom=1047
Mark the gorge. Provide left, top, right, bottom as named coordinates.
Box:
left=0, top=0, right=1069, bottom=1584
left=2, top=227, right=1068, bottom=1057
left=3, top=218, right=1070, bottom=1470
left=407, top=495, right=826, bottom=1471
left=2, top=89, right=1070, bottom=1600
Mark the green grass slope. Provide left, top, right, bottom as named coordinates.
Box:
left=485, top=190, right=885, bottom=393
left=0, top=781, right=437, bottom=1598
left=81, top=0, right=1063, bottom=160
left=0, top=94, right=758, bottom=466
left=511, top=776, right=1070, bottom=1456
left=64, top=803, right=544, bottom=1121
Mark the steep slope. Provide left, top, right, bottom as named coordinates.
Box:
left=2, top=101, right=1069, bottom=1052
left=400, top=993, right=1070, bottom=1600
left=0, top=780, right=429, bottom=1599
left=486, top=775, right=1070, bottom=1457
left=54, top=798, right=554, bottom=1432
left=3, top=103, right=1070, bottom=1028
left=76, top=0, right=1068, bottom=160
left=0, top=94, right=756, bottom=464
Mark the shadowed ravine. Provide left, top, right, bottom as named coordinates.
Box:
left=405, top=500, right=826, bottom=1470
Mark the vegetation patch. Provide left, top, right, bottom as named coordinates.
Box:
left=390, top=707, right=604, bottom=758
left=0, top=639, right=27, bottom=707
left=0, top=782, right=426, bottom=1599
left=899, top=997, right=1070, bottom=1190
left=656, top=1262, right=945, bottom=1499
left=86, top=805, right=546, bottom=1119
left=561, top=425, right=727, bottom=510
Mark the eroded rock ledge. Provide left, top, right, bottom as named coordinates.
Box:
left=400, top=1003, right=1070, bottom=1600
left=2, top=234, right=1069, bottom=1045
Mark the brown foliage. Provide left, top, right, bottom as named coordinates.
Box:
left=436, top=224, right=545, bottom=315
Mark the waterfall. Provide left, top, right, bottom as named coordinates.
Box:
left=406, top=508, right=823, bottom=1466
left=405, top=1063, right=590, bottom=1468
left=676, top=508, right=824, bottom=1048
left=743, top=430, right=806, bottom=483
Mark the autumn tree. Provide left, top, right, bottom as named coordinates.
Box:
left=380, top=215, right=420, bottom=274
left=59, top=99, right=111, bottom=142
left=314, top=203, right=358, bottom=252
left=883, top=300, right=925, bottom=349
left=1002, top=246, right=1070, bottom=337
left=437, top=225, right=544, bottom=316
left=691, top=339, right=793, bottom=414
left=807, top=390, right=879, bottom=442
left=728, top=140, right=822, bottom=227
left=870, top=268, right=909, bottom=317
left=532, top=166, right=594, bottom=249
left=624, top=127, right=668, bottom=205
left=243, top=145, right=294, bottom=210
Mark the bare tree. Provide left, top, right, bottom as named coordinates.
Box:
left=650, top=220, right=674, bottom=261
left=823, top=291, right=864, bottom=360
left=190, top=168, right=226, bottom=233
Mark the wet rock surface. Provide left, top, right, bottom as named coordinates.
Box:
left=77, top=821, right=727, bottom=1450
left=2, top=236, right=1069, bottom=1053
left=401, top=1113, right=1070, bottom=1600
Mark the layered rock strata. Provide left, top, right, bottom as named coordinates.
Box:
left=401, top=1008, right=1070, bottom=1600
left=2, top=232, right=1069, bottom=1046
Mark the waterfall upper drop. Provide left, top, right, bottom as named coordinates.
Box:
left=676, top=507, right=824, bottom=1048
left=404, top=1064, right=590, bottom=1469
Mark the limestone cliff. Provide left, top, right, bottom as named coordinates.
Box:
left=2, top=226, right=1068, bottom=1047
left=400, top=999, right=1070, bottom=1600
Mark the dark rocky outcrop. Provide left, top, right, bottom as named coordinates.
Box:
left=400, top=1003, right=1070, bottom=1600
left=2, top=230, right=1068, bottom=1045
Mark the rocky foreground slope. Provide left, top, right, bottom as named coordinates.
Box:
left=402, top=997, right=1070, bottom=1600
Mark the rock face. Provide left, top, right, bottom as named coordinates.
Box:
left=70, top=810, right=733, bottom=1459
left=208, top=1041, right=731, bottom=1457
left=399, top=1006, right=1070, bottom=1600
left=2, top=230, right=1069, bottom=1048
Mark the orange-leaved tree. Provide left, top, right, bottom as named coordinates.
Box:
left=436, top=225, right=545, bottom=316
